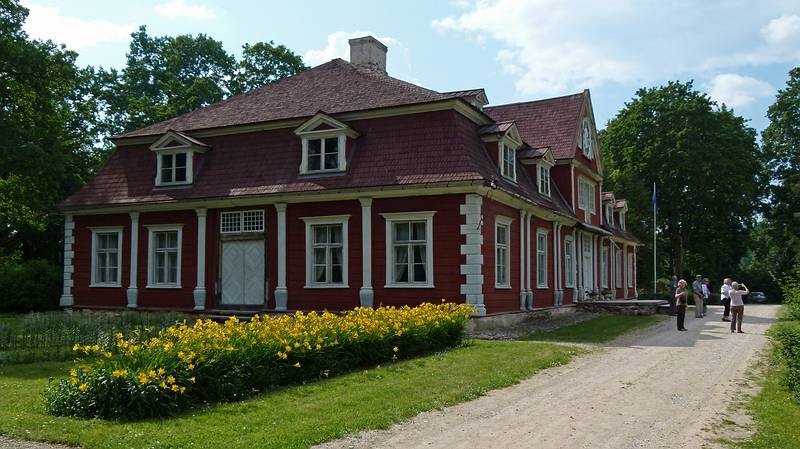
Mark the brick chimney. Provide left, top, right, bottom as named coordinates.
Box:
left=348, top=36, right=387, bottom=74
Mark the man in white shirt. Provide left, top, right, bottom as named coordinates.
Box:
left=720, top=278, right=732, bottom=322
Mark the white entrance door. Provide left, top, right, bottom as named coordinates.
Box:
left=221, top=240, right=265, bottom=306
left=582, top=234, right=593, bottom=291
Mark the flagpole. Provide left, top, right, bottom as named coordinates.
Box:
left=653, top=182, right=657, bottom=295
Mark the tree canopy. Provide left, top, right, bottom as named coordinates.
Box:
left=600, top=81, right=765, bottom=286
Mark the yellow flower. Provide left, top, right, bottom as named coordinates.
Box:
left=293, top=362, right=301, bottom=368
left=78, top=383, right=89, bottom=392
left=138, top=372, right=148, bottom=384
left=72, top=344, right=80, bottom=352
left=157, top=367, right=165, bottom=376
left=179, top=386, right=186, bottom=394
left=91, top=344, right=100, bottom=352
left=189, top=376, right=195, bottom=383
left=70, top=368, right=78, bottom=377
left=166, top=376, right=176, bottom=384
left=147, top=370, right=156, bottom=378
left=111, top=369, right=128, bottom=378
left=393, top=346, right=399, bottom=353
left=104, top=352, right=112, bottom=358
left=159, top=381, right=167, bottom=389
left=187, top=363, right=195, bottom=370
left=70, top=378, right=78, bottom=386
left=171, top=384, right=180, bottom=392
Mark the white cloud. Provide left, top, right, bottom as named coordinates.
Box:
left=154, top=0, right=214, bottom=21
left=21, top=0, right=134, bottom=50
left=708, top=74, right=774, bottom=108
left=761, top=14, right=800, bottom=43
left=432, top=1, right=800, bottom=97
left=303, top=31, right=400, bottom=67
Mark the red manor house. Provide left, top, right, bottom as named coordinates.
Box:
left=58, top=36, right=639, bottom=316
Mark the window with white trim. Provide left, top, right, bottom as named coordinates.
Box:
left=615, top=249, right=623, bottom=288
left=538, top=165, right=551, bottom=196
left=220, top=209, right=265, bottom=234
left=578, top=178, right=596, bottom=215
left=156, top=152, right=192, bottom=186
left=147, top=225, right=182, bottom=288
left=582, top=234, right=594, bottom=289
left=91, top=227, right=123, bottom=287
left=499, top=142, right=516, bottom=181
left=564, top=235, right=575, bottom=288
left=300, top=135, right=347, bottom=174
left=627, top=253, right=634, bottom=287
left=581, top=118, right=594, bottom=159
left=382, top=212, right=435, bottom=287
left=495, top=217, right=512, bottom=288
left=605, top=203, right=613, bottom=225
left=302, top=215, right=349, bottom=288
left=536, top=229, right=548, bottom=288
left=600, top=246, right=609, bottom=288
left=620, top=211, right=626, bottom=230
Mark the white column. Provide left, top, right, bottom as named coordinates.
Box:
left=623, top=243, right=629, bottom=298
left=525, top=212, right=533, bottom=310
left=127, top=212, right=139, bottom=309
left=592, top=234, right=598, bottom=291
left=193, top=208, right=207, bottom=311
left=519, top=209, right=527, bottom=311
left=633, top=246, right=638, bottom=298
left=359, top=198, right=374, bottom=307
left=274, top=203, right=288, bottom=310
left=553, top=222, right=562, bottom=306
left=575, top=230, right=583, bottom=300
left=59, top=214, right=75, bottom=307
left=459, top=194, right=485, bottom=316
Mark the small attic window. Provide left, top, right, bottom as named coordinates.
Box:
left=581, top=118, right=594, bottom=159
left=499, top=141, right=517, bottom=182
left=150, top=131, right=209, bottom=187
left=295, top=113, right=359, bottom=175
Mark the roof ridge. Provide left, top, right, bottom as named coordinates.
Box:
left=485, top=91, right=585, bottom=110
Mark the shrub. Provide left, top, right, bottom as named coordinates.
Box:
left=782, top=263, right=800, bottom=321
left=0, top=258, right=61, bottom=312
left=44, top=302, right=472, bottom=420
left=772, top=321, right=800, bottom=403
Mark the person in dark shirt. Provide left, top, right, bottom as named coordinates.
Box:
left=675, top=279, right=688, bottom=331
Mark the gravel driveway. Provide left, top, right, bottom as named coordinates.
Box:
left=316, top=304, right=779, bottom=449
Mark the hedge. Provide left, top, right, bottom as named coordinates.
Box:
left=773, top=321, right=800, bottom=403
left=44, top=302, right=472, bottom=420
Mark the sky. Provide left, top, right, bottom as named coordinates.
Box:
left=19, top=0, right=800, bottom=133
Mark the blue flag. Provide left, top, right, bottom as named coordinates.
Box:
left=652, top=183, right=657, bottom=213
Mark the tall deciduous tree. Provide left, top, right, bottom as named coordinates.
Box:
left=600, top=81, right=764, bottom=285
left=229, top=41, right=306, bottom=95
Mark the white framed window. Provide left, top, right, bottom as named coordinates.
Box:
left=627, top=253, right=634, bottom=288
left=615, top=249, right=623, bottom=288
left=581, top=118, right=594, bottom=159
left=600, top=246, right=609, bottom=288
left=582, top=234, right=594, bottom=289
left=564, top=235, right=575, bottom=288
left=620, top=211, right=626, bottom=230
left=538, top=165, right=551, bottom=196
left=155, top=151, right=192, bottom=186
left=495, top=216, right=513, bottom=288
left=605, top=204, right=613, bottom=225
left=536, top=229, right=548, bottom=288
left=578, top=178, right=596, bottom=216
left=90, top=227, right=123, bottom=287
left=301, top=215, right=350, bottom=288
left=220, top=209, right=265, bottom=234
left=300, top=135, right=346, bottom=174
left=499, top=141, right=516, bottom=181
left=382, top=211, right=435, bottom=288
left=146, top=225, right=182, bottom=288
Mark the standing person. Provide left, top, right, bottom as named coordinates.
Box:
left=675, top=279, right=688, bottom=331
left=729, top=281, right=749, bottom=333
left=692, top=275, right=704, bottom=318
left=667, top=275, right=678, bottom=316
left=720, top=278, right=732, bottom=322
left=702, top=277, right=710, bottom=316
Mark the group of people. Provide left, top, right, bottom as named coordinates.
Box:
left=667, top=275, right=749, bottom=333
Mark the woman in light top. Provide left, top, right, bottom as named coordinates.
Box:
left=729, top=281, right=749, bottom=333
left=720, top=278, right=732, bottom=322
left=675, top=279, right=688, bottom=331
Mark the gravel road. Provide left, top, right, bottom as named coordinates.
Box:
left=315, top=304, right=779, bottom=449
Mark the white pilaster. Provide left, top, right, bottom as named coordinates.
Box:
left=519, top=209, right=527, bottom=311
left=59, top=214, right=75, bottom=307
left=127, top=212, right=139, bottom=309
left=359, top=198, right=374, bottom=307
left=525, top=212, right=533, bottom=310
left=553, top=222, right=562, bottom=306
left=576, top=230, right=583, bottom=301
left=274, top=203, right=288, bottom=310
left=623, top=243, right=629, bottom=298
left=459, top=194, right=485, bottom=316
left=193, top=208, right=207, bottom=311
left=633, top=246, right=638, bottom=298
left=592, top=234, right=599, bottom=291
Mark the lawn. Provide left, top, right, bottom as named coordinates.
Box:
left=0, top=339, right=584, bottom=449
left=521, top=314, right=667, bottom=343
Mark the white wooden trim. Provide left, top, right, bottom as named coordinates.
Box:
left=89, top=226, right=123, bottom=288
left=359, top=198, right=374, bottom=306
left=526, top=213, right=532, bottom=295
left=301, top=214, right=350, bottom=288
left=194, top=208, right=207, bottom=310
left=564, top=234, right=575, bottom=288
left=127, top=212, right=139, bottom=308
left=145, top=224, right=183, bottom=289
left=274, top=203, right=288, bottom=310
left=154, top=149, right=194, bottom=187
left=494, top=215, right=513, bottom=289
left=519, top=210, right=527, bottom=291
left=383, top=211, right=435, bottom=288
left=299, top=134, right=348, bottom=175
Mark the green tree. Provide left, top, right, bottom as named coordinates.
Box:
left=600, top=81, right=764, bottom=286
left=229, top=41, right=307, bottom=95
left=759, top=67, right=800, bottom=288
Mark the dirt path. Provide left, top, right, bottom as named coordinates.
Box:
left=316, top=304, right=779, bottom=449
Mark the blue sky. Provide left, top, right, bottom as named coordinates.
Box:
left=20, top=0, right=800, bottom=132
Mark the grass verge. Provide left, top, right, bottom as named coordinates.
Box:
left=0, top=340, right=583, bottom=449
left=521, top=314, right=667, bottom=343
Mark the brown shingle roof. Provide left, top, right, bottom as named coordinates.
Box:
left=484, top=92, right=585, bottom=159
left=118, top=59, right=470, bottom=139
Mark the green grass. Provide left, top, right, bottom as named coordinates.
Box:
left=521, top=314, right=667, bottom=343
left=0, top=339, right=584, bottom=449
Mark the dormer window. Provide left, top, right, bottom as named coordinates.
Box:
left=581, top=118, right=594, bottom=159
left=295, top=113, right=359, bottom=176
left=150, top=130, right=209, bottom=187
left=538, top=165, right=550, bottom=196
left=620, top=211, right=626, bottom=230
left=499, top=141, right=516, bottom=181
left=605, top=203, right=614, bottom=225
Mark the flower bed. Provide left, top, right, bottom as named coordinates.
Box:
left=44, top=302, right=472, bottom=420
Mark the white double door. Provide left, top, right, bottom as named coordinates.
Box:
left=221, top=239, right=265, bottom=306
